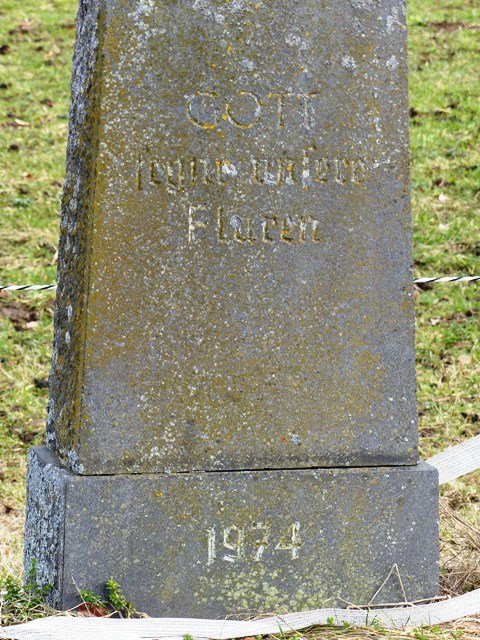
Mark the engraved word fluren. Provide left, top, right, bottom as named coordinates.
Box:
left=188, top=205, right=321, bottom=245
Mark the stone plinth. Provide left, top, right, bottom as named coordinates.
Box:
left=26, top=447, right=438, bottom=616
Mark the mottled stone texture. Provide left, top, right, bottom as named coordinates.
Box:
left=46, top=0, right=103, bottom=473
left=26, top=0, right=439, bottom=614
left=47, top=0, right=418, bottom=475
left=26, top=447, right=439, bottom=616
left=24, top=449, right=68, bottom=607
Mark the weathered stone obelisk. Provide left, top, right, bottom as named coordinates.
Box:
left=25, top=0, right=439, bottom=616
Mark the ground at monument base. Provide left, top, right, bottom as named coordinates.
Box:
left=25, top=447, right=439, bottom=618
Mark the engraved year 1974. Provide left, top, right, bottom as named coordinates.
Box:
left=207, top=522, right=303, bottom=565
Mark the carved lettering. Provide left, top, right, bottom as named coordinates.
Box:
left=267, top=92, right=294, bottom=129
left=334, top=157, right=349, bottom=184
left=148, top=157, right=186, bottom=194
left=302, top=149, right=330, bottom=185
left=186, top=206, right=321, bottom=245
left=281, top=216, right=297, bottom=243
left=217, top=206, right=227, bottom=243
left=314, top=157, right=330, bottom=183
left=300, top=148, right=370, bottom=187
left=225, top=91, right=262, bottom=129
left=299, top=92, right=320, bottom=131
left=274, top=522, right=303, bottom=559
left=262, top=214, right=278, bottom=243
left=252, top=157, right=296, bottom=187
left=185, top=89, right=330, bottom=131
left=352, top=158, right=369, bottom=183
left=138, top=151, right=371, bottom=193
left=190, top=157, right=216, bottom=186
left=230, top=214, right=256, bottom=244
left=222, top=526, right=245, bottom=563
left=207, top=522, right=303, bottom=564
left=166, top=159, right=185, bottom=191
left=188, top=204, right=209, bottom=243
left=207, top=527, right=216, bottom=566
left=299, top=215, right=320, bottom=243
left=187, top=91, right=219, bottom=129
left=252, top=158, right=280, bottom=186
left=253, top=522, right=272, bottom=562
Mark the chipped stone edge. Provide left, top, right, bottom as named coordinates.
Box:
left=47, top=0, right=106, bottom=473
left=24, top=447, right=70, bottom=607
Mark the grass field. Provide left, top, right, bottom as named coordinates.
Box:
left=0, top=0, right=479, bottom=636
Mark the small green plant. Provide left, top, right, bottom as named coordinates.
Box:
left=276, top=624, right=287, bottom=640
left=183, top=634, right=195, bottom=640
left=274, top=626, right=306, bottom=640
left=0, top=560, right=54, bottom=626
left=78, top=588, right=109, bottom=609
left=414, top=627, right=427, bottom=640
left=105, top=579, right=136, bottom=618
left=78, top=579, right=137, bottom=617
left=369, top=617, right=385, bottom=632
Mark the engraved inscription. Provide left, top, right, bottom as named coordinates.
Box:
left=186, top=90, right=323, bottom=131
left=207, top=522, right=303, bottom=565
left=136, top=88, right=374, bottom=249
left=138, top=149, right=371, bottom=194
left=225, top=91, right=262, bottom=129
left=253, top=522, right=271, bottom=562
left=187, top=91, right=219, bottom=130
left=275, top=521, right=303, bottom=560
left=252, top=157, right=296, bottom=187
left=222, top=526, right=246, bottom=563
left=188, top=205, right=321, bottom=245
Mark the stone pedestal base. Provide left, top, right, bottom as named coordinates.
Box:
left=25, top=447, right=438, bottom=617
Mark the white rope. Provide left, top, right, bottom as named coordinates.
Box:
left=1, top=277, right=480, bottom=292
left=1, top=437, right=478, bottom=639
left=0, top=285, right=57, bottom=291
left=414, top=276, right=480, bottom=284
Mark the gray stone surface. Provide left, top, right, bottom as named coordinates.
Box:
left=26, top=447, right=439, bottom=617
left=47, top=0, right=418, bottom=475
left=25, top=0, right=440, bottom=614
left=24, top=448, right=67, bottom=607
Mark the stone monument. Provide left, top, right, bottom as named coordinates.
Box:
left=25, top=0, right=439, bottom=616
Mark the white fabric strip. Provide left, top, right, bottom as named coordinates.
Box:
left=1, top=437, right=479, bottom=639
left=427, top=434, right=480, bottom=485
left=1, top=591, right=479, bottom=640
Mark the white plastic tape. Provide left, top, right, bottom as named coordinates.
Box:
left=1, top=591, right=479, bottom=640
left=426, top=434, right=480, bottom=485
left=1, top=436, right=479, bottom=640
